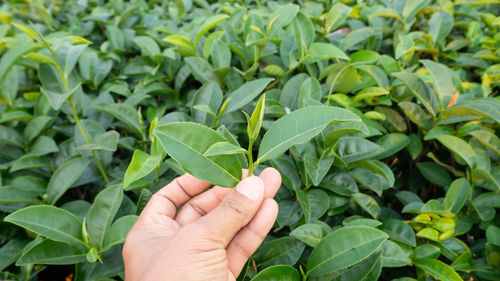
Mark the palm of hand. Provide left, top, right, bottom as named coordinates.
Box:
left=123, top=168, right=281, bottom=281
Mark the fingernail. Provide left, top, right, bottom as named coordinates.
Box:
left=236, top=176, right=264, bottom=201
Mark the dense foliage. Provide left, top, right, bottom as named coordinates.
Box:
left=0, top=0, right=499, bottom=280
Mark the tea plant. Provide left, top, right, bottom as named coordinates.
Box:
left=0, top=0, right=499, bottom=280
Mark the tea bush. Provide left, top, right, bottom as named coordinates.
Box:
left=0, top=0, right=499, bottom=280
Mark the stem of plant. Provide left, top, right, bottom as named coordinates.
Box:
left=50, top=47, right=110, bottom=184
left=247, top=139, right=255, bottom=176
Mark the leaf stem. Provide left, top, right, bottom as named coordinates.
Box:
left=52, top=43, right=110, bottom=184
left=68, top=100, right=110, bottom=184
left=247, top=139, right=255, bottom=176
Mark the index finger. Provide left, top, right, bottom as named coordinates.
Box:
left=140, top=173, right=211, bottom=219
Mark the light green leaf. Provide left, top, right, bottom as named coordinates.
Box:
left=195, top=14, right=229, bottom=45
left=421, top=60, right=455, bottom=110
left=428, top=12, right=454, bottom=46
left=123, top=150, right=162, bottom=189
left=0, top=45, right=40, bottom=83
left=436, top=135, right=477, bottom=169
left=204, top=142, right=246, bottom=156
left=469, top=130, right=500, bottom=157
left=415, top=259, right=462, bottom=281
left=154, top=122, right=242, bottom=187
left=392, top=72, right=439, bottom=117
left=326, top=3, right=352, bottom=32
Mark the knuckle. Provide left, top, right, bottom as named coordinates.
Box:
left=221, top=197, right=248, bottom=218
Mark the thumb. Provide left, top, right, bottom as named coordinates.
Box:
left=194, top=176, right=265, bottom=247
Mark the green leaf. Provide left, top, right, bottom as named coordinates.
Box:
left=257, top=106, right=361, bottom=164
left=407, top=134, right=423, bottom=160
left=247, top=93, right=266, bottom=141
left=306, top=226, right=388, bottom=277
left=416, top=162, right=452, bottom=187
left=421, top=60, right=455, bottom=110
left=351, top=87, right=389, bottom=106
left=290, top=223, right=328, bottom=248
left=5, top=206, right=86, bottom=248
left=23, top=116, right=52, bottom=143
left=251, top=265, right=300, bottom=281
left=305, top=154, right=335, bottom=186
left=102, top=215, right=138, bottom=251
left=336, top=136, right=381, bottom=164
left=299, top=77, right=321, bottom=108
left=0, top=240, right=28, bottom=271
left=204, top=142, right=246, bottom=156
left=254, top=237, right=305, bottom=268
left=10, top=154, right=49, bottom=172
left=428, top=12, right=454, bottom=46
left=87, top=184, right=124, bottom=250
left=414, top=259, right=462, bottom=281
left=192, top=81, right=223, bottom=126
left=309, top=43, right=349, bottom=61
left=392, top=72, right=439, bottom=117
left=444, top=178, right=471, bottom=213
left=486, top=225, right=500, bottom=247
left=268, top=4, right=299, bottom=35
left=123, top=150, right=162, bottom=189
left=380, top=219, right=416, bottom=247
left=381, top=240, right=411, bottom=267
left=106, top=25, right=125, bottom=51
left=352, top=193, right=381, bottom=219
left=46, top=157, right=90, bottom=205
left=163, top=35, right=197, bottom=56
left=0, top=186, right=41, bottom=203
left=195, top=14, right=229, bottom=45
left=92, top=103, right=143, bottom=136
left=469, top=130, right=500, bottom=157
left=17, top=239, right=86, bottom=265
left=134, top=36, right=161, bottom=58
left=210, top=39, right=231, bottom=69
left=326, top=3, right=352, bottom=32
left=293, top=12, right=314, bottom=59
left=0, top=45, right=40, bottom=83
left=374, top=133, right=410, bottom=160
left=77, top=130, right=119, bottom=151
left=340, top=27, right=378, bottom=51
left=41, top=82, right=82, bottom=111
left=436, top=135, right=477, bottom=169
left=154, top=122, right=242, bottom=187
left=399, top=102, right=433, bottom=129
left=416, top=228, right=440, bottom=242
left=224, top=78, right=273, bottom=114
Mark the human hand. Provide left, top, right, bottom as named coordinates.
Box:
left=122, top=168, right=282, bottom=281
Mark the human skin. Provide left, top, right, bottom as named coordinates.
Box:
left=122, top=168, right=282, bottom=281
